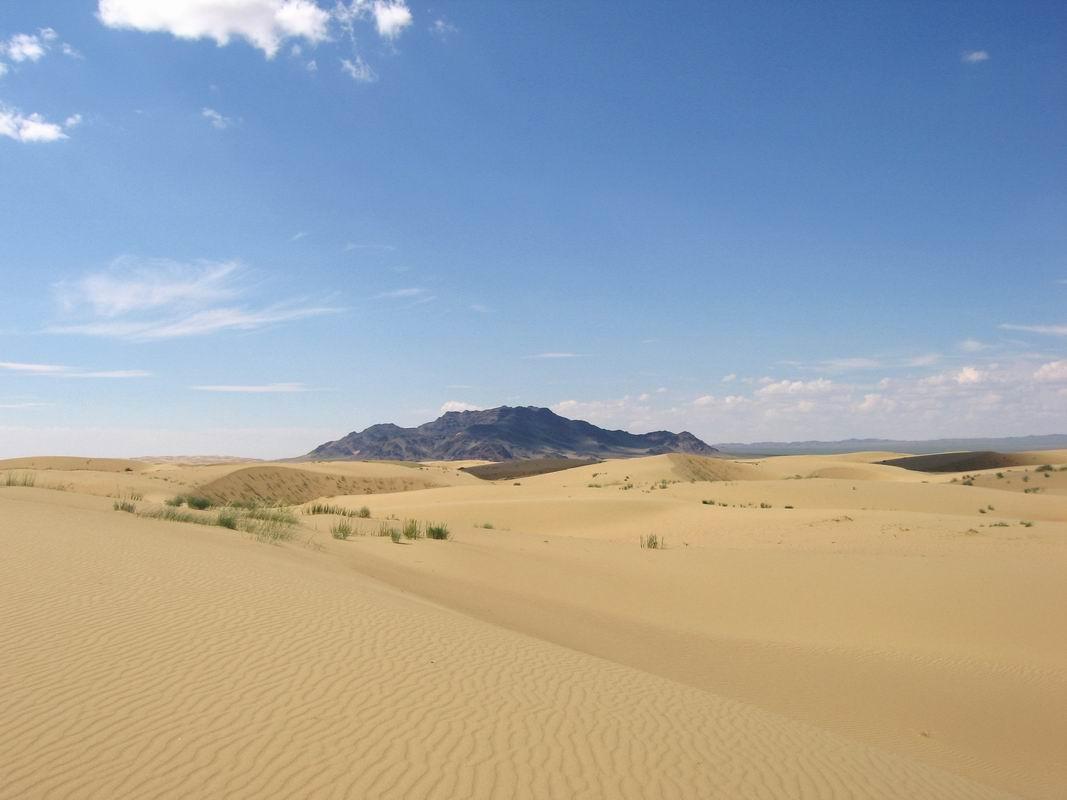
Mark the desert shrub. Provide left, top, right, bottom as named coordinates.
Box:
left=426, top=523, right=450, bottom=540
left=390, top=528, right=402, bottom=544
left=186, top=495, right=212, bottom=510
left=702, top=499, right=715, bottom=505
left=165, top=495, right=184, bottom=506
left=480, top=522, right=494, bottom=529
left=1035, top=465, right=1053, bottom=472
left=402, top=519, right=421, bottom=541
left=2, top=471, right=36, bottom=487
left=1021, top=520, right=1034, bottom=527
left=640, top=533, right=664, bottom=550
left=216, top=510, right=239, bottom=529
left=113, top=499, right=136, bottom=513
left=331, top=520, right=353, bottom=540
left=376, top=522, right=395, bottom=537
left=784, top=505, right=794, bottom=509
left=358, top=505, right=371, bottom=518
left=760, top=502, right=772, bottom=509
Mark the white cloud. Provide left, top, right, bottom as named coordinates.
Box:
left=201, top=106, right=236, bottom=129
left=440, top=400, right=481, bottom=413
left=430, top=18, right=457, bottom=38
left=341, top=56, right=377, bottom=82
left=959, top=338, right=988, bottom=353
left=97, top=0, right=331, bottom=58
left=1000, top=323, right=1067, bottom=337
left=1034, top=361, right=1067, bottom=383
left=721, top=373, right=736, bottom=383
left=374, top=287, right=425, bottom=299
left=192, top=382, right=309, bottom=393
left=50, top=257, right=340, bottom=340
left=335, top=0, right=412, bottom=40
left=755, top=378, right=834, bottom=397
left=0, top=104, right=76, bottom=143
left=3, top=32, right=47, bottom=62
left=962, top=50, right=989, bottom=63
left=0, top=361, right=150, bottom=378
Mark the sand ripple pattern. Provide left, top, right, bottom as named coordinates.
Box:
left=0, top=499, right=1012, bottom=799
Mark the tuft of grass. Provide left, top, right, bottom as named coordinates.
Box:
left=2, top=471, right=37, bottom=487
left=479, top=522, right=494, bottom=529
left=331, top=520, right=353, bottom=540
left=640, top=533, right=664, bottom=550
left=358, top=505, right=371, bottom=518
left=376, top=522, right=396, bottom=538
left=186, top=495, right=212, bottom=510
left=1020, top=520, right=1034, bottom=527
left=1035, top=464, right=1053, bottom=472
left=402, top=519, right=421, bottom=541
left=702, top=499, right=715, bottom=505
left=760, top=502, right=772, bottom=509
left=784, top=504, right=794, bottom=509
left=390, top=528, right=402, bottom=544
left=216, top=509, right=240, bottom=529
left=165, top=495, right=184, bottom=506
left=141, top=506, right=213, bottom=526
left=426, top=523, right=450, bottom=540
left=113, top=499, right=137, bottom=513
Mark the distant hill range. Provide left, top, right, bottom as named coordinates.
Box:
left=305, top=406, right=719, bottom=461
left=716, top=434, right=1067, bottom=456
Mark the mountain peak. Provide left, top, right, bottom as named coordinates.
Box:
left=305, top=406, right=718, bottom=461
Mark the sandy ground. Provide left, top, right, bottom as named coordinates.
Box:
left=2, top=451, right=1065, bottom=799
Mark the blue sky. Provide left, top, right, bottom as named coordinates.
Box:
left=1, top=1, right=1065, bottom=457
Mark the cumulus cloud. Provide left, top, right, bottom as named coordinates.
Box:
left=756, top=378, right=834, bottom=397
left=335, top=0, right=412, bottom=40
left=49, top=257, right=340, bottom=341
left=3, top=32, right=47, bottom=62
left=962, top=50, right=989, bottom=63
left=0, top=104, right=78, bottom=143
left=1033, top=361, right=1067, bottom=383
left=97, top=0, right=331, bottom=58
left=440, top=400, right=481, bottom=413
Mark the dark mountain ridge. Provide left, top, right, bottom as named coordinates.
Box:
left=305, top=406, right=719, bottom=461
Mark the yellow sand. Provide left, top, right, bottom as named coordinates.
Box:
left=2, top=451, right=1066, bottom=799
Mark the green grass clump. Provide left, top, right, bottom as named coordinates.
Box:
left=113, top=499, right=136, bottom=513
left=216, top=509, right=240, bottom=529
left=186, top=495, right=212, bottom=510
left=426, top=523, right=450, bottom=540
left=376, top=522, right=396, bottom=537
left=1035, top=464, right=1053, bottom=472
left=1021, top=520, right=1034, bottom=527
left=358, top=505, right=371, bottom=518
left=331, top=520, right=353, bottom=540
left=402, top=519, right=421, bottom=541
left=2, top=471, right=36, bottom=487
left=640, top=533, right=664, bottom=550
left=390, top=528, right=402, bottom=544
left=479, top=522, right=494, bottom=529
left=141, top=507, right=213, bottom=526
left=760, top=502, right=772, bottom=509
left=164, top=496, right=184, bottom=506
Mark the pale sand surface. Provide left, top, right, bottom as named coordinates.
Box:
left=2, top=451, right=1066, bottom=798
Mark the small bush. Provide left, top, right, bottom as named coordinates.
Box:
left=426, top=523, right=450, bottom=540
left=331, top=520, right=353, bottom=540
left=784, top=505, right=794, bottom=509
left=640, top=533, right=664, bottom=550
left=702, top=499, right=715, bottom=505
left=358, top=505, right=371, bottom=518
left=1021, top=520, right=1034, bottom=527
left=113, top=499, right=136, bottom=513
left=402, top=519, right=421, bottom=540
left=216, top=510, right=239, bottom=529
left=390, top=528, right=402, bottom=544
left=376, top=522, right=396, bottom=537
left=186, top=495, right=212, bottom=510
left=1036, top=465, right=1053, bottom=472
left=2, top=471, right=36, bottom=487
left=165, top=495, right=184, bottom=506
left=480, top=522, right=494, bottom=529
left=760, top=502, right=772, bottom=509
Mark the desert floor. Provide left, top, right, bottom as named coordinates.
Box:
left=2, top=451, right=1065, bottom=799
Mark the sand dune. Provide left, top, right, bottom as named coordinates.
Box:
left=3, top=450, right=1065, bottom=798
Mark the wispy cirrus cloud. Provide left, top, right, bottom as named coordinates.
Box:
left=201, top=107, right=237, bottom=129
left=191, top=382, right=310, bottom=393
left=49, top=257, right=341, bottom=341
left=961, top=50, right=990, bottom=64
left=524, top=352, right=584, bottom=360
left=0, top=361, right=150, bottom=378
left=1000, top=323, right=1067, bottom=337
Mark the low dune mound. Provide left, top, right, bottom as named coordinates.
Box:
left=881, top=451, right=1036, bottom=473
left=668, top=454, right=765, bottom=482
left=196, top=465, right=443, bottom=506
left=461, top=458, right=600, bottom=481
left=0, top=456, right=147, bottom=473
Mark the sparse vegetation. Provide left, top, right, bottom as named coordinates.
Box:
left=402, top=519, right=421, bottom=540
left=113, top=499, right=136, bottom=513
left=2, top=471, right=37, bottom=487
left=640, top=533, right=664, bottom=549
left=139, top=502, right=297, bottom=542
left=1021, top=520, right=1034, bottom=527
left=186, top=495, right=212, bottom=510
left=390, top=528, right=402, bottom=544
left=426, top=523, right=450, bottom=540
left=216, top=510, right=239, bottom=529
left=1035, top=464, right=1053, bottom=472
left=376, top=522, right=396, bottom=537
left=305, top=502, right=359, bottom=517
left=478, top=522, right=495, bottom=529
left=358, top=505, right=371, bottom=518
left=331, top=520, right=353, bottom=540
left=760, top=502, right=772, bottom=509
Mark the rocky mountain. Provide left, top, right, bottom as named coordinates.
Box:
left=305, top=406, right=719, bottom=461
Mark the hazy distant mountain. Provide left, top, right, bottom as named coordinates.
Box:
left=305, top=406, right=719, bottom=461
left=716, top=434, right=1067, bottom=456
